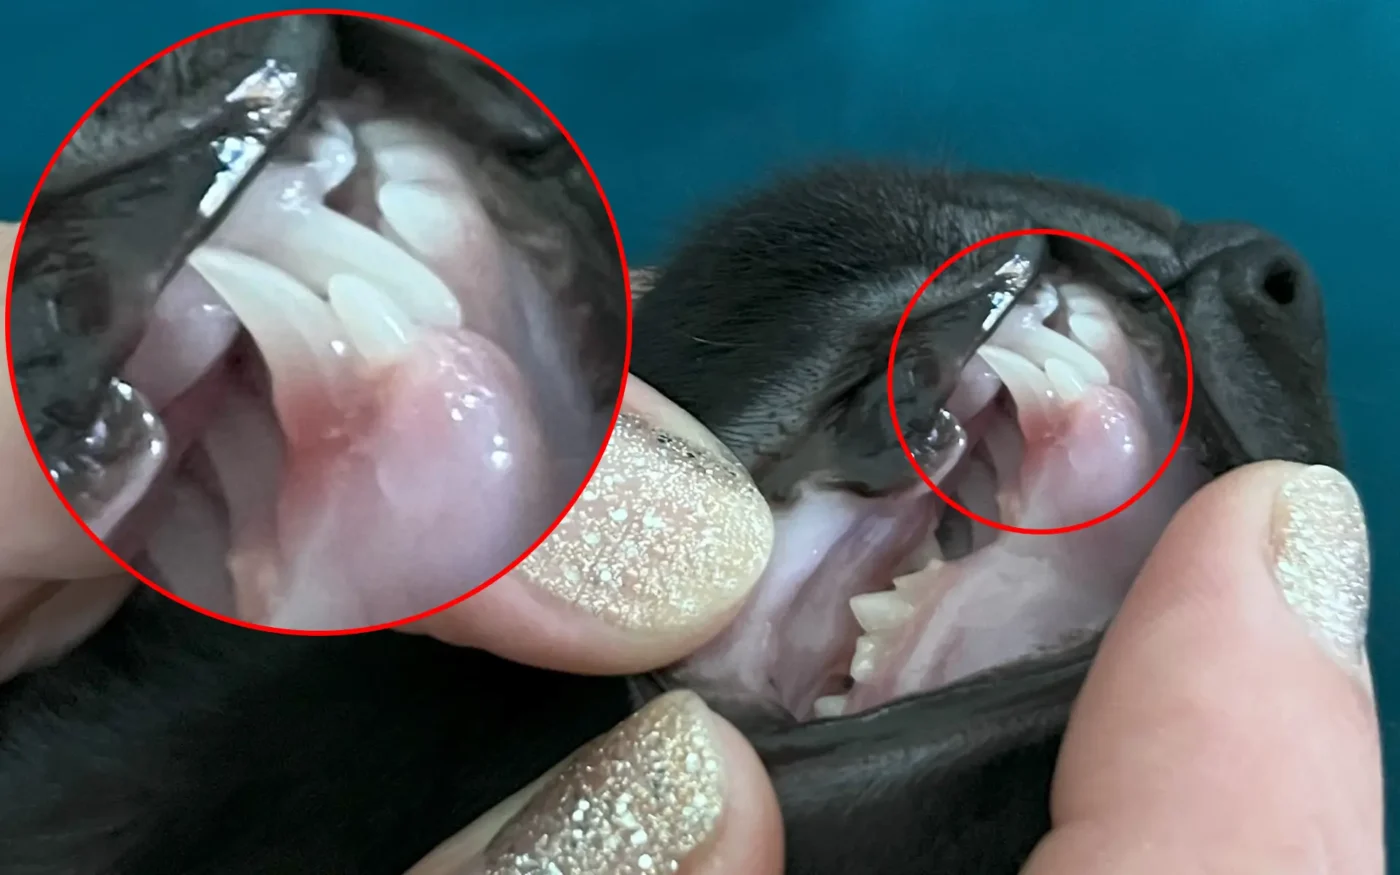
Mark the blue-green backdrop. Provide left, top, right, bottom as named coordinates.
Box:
left=3, top=0, right=1395, bottom=854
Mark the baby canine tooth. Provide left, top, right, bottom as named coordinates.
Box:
left=812, top=695, right=848, bottom=719
left=976, top=345, right=1057, bottom=435
left=327, top=274, right=419, bottom=369
left=849, top=590, right=915, bottom=632
left=1007, top=325, right=1111, bottom=385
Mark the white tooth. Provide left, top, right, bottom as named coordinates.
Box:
left=1029, top=282, right=1060, bottom=321
left=976, top=345, right=1057, bottom=432
left=370, top=144, right=462, bottom=187
left=1069, top=314, right=1114, bottom=354
left=188, top=248, right=350, bottom=401
left=1044, top=357, right=1088, bottom=401
left=327, top=274, right=419, bottom=368
left=356, top=119, right=437, bottom=152
left=1006, top=325, right=1111, bottom=385
left=849, top=591, right=915, bottom=632
left=891, top=567, right=937, bottom=595
left=1061, top=282, right=1113, bottom=316
left=222, top=202, right=463, bottom=329
left=378, top=181, right=481, bottom=262
left=812, top=695, right=847, bottom=718
left=850, top=635, right=881, bottom=683
left=307, top=112, right=357, bottom=191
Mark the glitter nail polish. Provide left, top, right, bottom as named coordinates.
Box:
left=479, top=691, right=725, bottom=875
left=1271, top=465, right=1371, bottom=677
left=518, top=411, right=772, bottom=631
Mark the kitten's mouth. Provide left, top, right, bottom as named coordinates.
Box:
left=672, top=270, right=1207, bottom=722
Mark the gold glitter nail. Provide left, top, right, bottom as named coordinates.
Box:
left=518, top=412, right=773, bottom=631
left=1271, top=465, right=1371, bottom=677
left=479, top=691, right=726, bottom=875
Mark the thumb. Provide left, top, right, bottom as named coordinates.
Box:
left=1024, top=461, right=1383, bottom=873
left=403, top=691, right=784, bottom=875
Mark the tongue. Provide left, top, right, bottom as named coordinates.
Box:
left=845, top=381, right=1196, bottom=712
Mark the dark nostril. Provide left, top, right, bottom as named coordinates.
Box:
left=1261, top=261, right=1298, bottom=306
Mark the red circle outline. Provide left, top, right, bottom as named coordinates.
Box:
left=886, top=228, right=1193, bottom=536
left=2, top=9, right=634, bottom=636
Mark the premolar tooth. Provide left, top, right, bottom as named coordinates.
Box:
left=812, top=695, right=847, bottom=718
left=1044, top=357, right=1087, bottom=401
left=976, top=345, right=1057, bottom=434
left=327, top=274, right=419, bottom=368
left=1007, top=325, right=1111, bottom=385
left=378, top=181, right=480, bottom=262
left=1061, top=282, right=1112, bottom=316
left=1068, top=314, right=1114, bottom=354
left=370, top=144, right=462, bottom=187
left=849, top=591, right=915, bottom=632
left=850, top=636, right=881, bottom=683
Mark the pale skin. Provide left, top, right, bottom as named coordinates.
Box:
left=0, top=222, right=1383, bottom=873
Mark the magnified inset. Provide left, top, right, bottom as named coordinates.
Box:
left=6, top=12, right=630, bottom=632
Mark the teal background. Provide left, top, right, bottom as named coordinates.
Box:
left=3, top=0, right=1395, bottom=853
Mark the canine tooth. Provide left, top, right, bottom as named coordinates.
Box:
left=849, top=591, right=915, bottom=632
left=1003, top=325, right=1110, bottom=385
left=225, top=201, right=463, bottom=329
left=1068, top=314, right=1114, bottom=354
left=812, top=695, right=847, bottom=718
left=327, top=274, right=419, bottom=368
left=850, top=636, right=881, bottom=683
left=1044, top=357, right=1087, bottom=401
left=976, top=345, right=1056, bottom=433
left=307, top=112, right=357, bottom=191
left=378, top=181, right=478, bottom=262
left=188, top=248, right=349, bottom=402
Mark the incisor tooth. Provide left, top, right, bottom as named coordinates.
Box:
left=812, top=695, right=847, bottom=718
left=849, top=591, right=915, bottom=632
left=850, top=636, right=880, bottom=683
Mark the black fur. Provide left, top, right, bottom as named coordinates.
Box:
left=0, top=14, right=1342, bottom=875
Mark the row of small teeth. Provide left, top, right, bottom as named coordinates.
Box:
left=189, top=117, right=477, bottom=417
left=812, top=282, right=1119, bottom=721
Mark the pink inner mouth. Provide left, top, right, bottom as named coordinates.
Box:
left=115, top=82, right=611, bottom=629
left=673, top=276, right=1207, bottom=721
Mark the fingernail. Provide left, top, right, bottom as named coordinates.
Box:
left=479, top=691, right=725, bottom=875
left=518, top=411, right=772, bottom=631
left=1271, top=465, right=1371, bottom=678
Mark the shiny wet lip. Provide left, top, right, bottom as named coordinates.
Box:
left=672, top=268, right=1206, bottom=722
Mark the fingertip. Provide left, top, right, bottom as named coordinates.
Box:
left=1043, top=460, right=1382, bottom=872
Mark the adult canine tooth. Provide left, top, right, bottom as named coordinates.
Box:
left=327, top=274, right=419, bottom=368
left=1045, top=357, right=1087, bottom=401
left=370, top=144, right=462, bottom=187
left=812, top=695, right=848, bottom=718
left=224, top=201, right=463, bottom=329
left=1008, top=325, right=1111, bottom=385
left=849, top=591, right=915, bottom=632
left=850, top=636, right=880, bottom=683
left=976, top=345, right=1056, bottom=433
